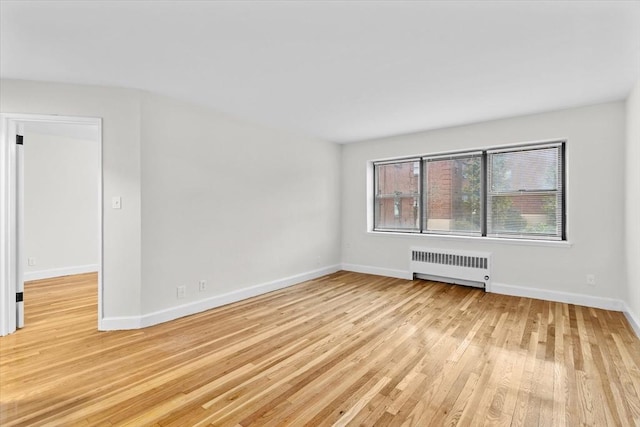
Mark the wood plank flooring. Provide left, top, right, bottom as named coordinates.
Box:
left=1, top=271, right=639, bottom=426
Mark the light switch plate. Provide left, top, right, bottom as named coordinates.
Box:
left=112, top=196, right=122, bottom=209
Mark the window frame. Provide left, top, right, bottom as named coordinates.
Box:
left=372, top=158, right=422, bottom=233
left=371, top=140, right=566, bottom=241
left=422, top=151, right=484, bottom=237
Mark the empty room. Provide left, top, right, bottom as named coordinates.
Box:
left=1, top=0, right=639, bottom=425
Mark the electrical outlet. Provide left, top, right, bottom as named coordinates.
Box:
left=199, top=280, right=207, bottom=292
left=177, top=285, right=186, bottom=299
left=586, top=274, right=596, bottom=286
left=27, top=257, right=36, bottom=266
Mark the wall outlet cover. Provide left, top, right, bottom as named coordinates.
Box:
left=177, top=285, right=186, bottom=298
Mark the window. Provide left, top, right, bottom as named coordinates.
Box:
left=374, top=160, right=420, bottom=231
left=373, top=141, right=565, bottom=241
left=487, top=145, right=563, bottom=238
left=424, top=153, right=482, bottom=235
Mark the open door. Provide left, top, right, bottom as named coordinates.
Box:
left=15, top=133, right=24, bottom=328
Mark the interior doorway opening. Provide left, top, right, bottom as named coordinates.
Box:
left=0, top=114, right=103, bottom=336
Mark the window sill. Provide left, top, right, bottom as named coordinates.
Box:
left=367, top=230, right=573, bottom=248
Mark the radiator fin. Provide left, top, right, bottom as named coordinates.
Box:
left=411, top=250, right=488, bottom=270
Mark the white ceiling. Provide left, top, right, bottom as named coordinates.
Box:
left=1, top=1, right=639, bottom=143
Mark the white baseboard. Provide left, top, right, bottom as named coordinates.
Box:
left=623, top=303, right=640, bottom=338
left=100, top=264, right=341, bottom=331
left=341, top=263, right=413, bottom=280
left=99, top=315, right=141, bottom=331
left=338, top=264, right=629, bottom=314
left=24, top=264, right=99, bottom=281
left=491, top=282, right=625, bottom=311
left=98, top=263, right=640, bottom=339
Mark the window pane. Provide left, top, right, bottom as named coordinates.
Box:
left=488, top=145, right=563, bottom=239
left=489, top=193, right=559, bottom=235
left=424, top=156, right=481, bottom=234
left=490, top=148, right=558, bottom=192
left=374, top=161, right=420, bottom=230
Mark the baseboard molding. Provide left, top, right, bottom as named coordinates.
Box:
left=100, top=264, right=341, bottom=331
left=341, top=263, right=413, bottom=280
left=491, top=282, right=625, bottom=311
left=623, top=303, right=640, bottom=338
left=338, top=265, right=627, bottom=312
left=99, top=315, right=141, bottom=331
left=99, top=263, right=640, bottom=337
left=24, top=264, right=99, bottom=281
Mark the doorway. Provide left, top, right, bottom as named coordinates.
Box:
left=0, top=114, right=103, bottom=336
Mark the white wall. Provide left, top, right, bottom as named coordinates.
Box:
left=23, top=131, right=99, bottom=280
left=342, top=102, right=627, bottom=307
left=1, top=79, right=342, bottom=328
left=1, top=79, right=142, bottom=321
left=2, top=77, right=633, bottom=331
left=625, top=77, right=640, bottom=332
left=139, top=92, right=341, bottom=317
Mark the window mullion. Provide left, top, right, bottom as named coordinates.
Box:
left=481, top=151, right=487, bottom=237
left=419, top=158, right=424, bottom=233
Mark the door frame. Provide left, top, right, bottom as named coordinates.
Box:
left=0, top=113, right=103, bottom=336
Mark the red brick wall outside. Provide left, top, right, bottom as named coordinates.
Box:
left=376, top=162, right=419, bottom=228
left=375, top=161, right=460, bottom=229
left=426, top=161, right=452, bottom=220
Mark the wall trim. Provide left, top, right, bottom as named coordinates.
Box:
left=99, top=315, right=141, bottom=331
left=100, top=264, right=341, bottom=331
left=99, top=264, right=639, bottom=338
left=491, top=282, right=625, bottom=311
left=340, top=264, right=629, bottom=314
left=24, top=264, right=99, bottom=281
left=341, top=263, right=413, bottom=280
left=623, top=303, right=640, bottom=338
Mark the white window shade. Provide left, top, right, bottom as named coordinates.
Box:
left=487, top=145, right=564, bottom=239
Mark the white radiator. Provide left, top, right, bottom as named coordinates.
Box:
left=410, top=247, right=491, bottom=289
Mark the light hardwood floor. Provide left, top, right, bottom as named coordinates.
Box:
left=1, top=272, right=639, bottom=426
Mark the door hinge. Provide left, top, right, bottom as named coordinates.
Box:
left=16, top=292, right=23, bottom=302
left=16, top=135, right=23, bottom=145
